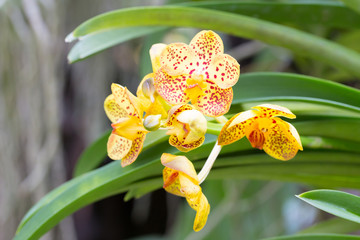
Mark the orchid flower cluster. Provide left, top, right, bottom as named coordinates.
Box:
left=104, top=31, right=303, bottom=231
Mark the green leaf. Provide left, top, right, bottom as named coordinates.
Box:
left=263, top=233, right=360, bottom=240
left=66, top=6, right=360, bottom=77
left=298, top=217, right=360, bottom=234
left=181, top=1, right=360, bottom=29
left=73, top=130, right=110, bottom=177
left=297, top=190, right=360, bottom=224
left=339, top=0, right=360, bottom=14
left=67, top=26, right=167, bottom=63
left=231, top=73, right=360, bottom=113
left=74, top=130, right=169, bottom=177
left=66, top=1, right=360, bottom=63
left=16, top=134, right=360, bottom=240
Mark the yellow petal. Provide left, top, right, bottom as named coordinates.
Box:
left=169, top=135, right=205, bottom=152
left=121, top=131, right=147, bottom=167
left=252, top=104, right=296, bottom=119
left=111, top=83, right=140, bottom=118
left=112, top=116, right=148, bottom=141
left=193, top=80, right=233, bottom=117
left=150, top=43, right=167, bottom=73
left=263, top=118, right=302, bottom=160
left=104, top=94, right=128, bottom=123
left=154, top=68, right=189, bottom=105
left=136, top=73, right=155, bottom=103
left=144, top=95, right=170, bottom=118
left=179, top=174, right=201, bottom=197
left=218, top=110, right=256, bottom=145
left=107, top=132, right=132, bottom=160
left=159, top=43, right=194, bottom=75
left=288, top=121, right=303, bottom=150
left=177, top=109, right=207, bottom=143
left=207, top=54, right=240, bottom=89
left=161, top=153, right=199, bottom=182
left=193, top=193, right=210, bottom=232
left=163, top=167, right=183, bottom=197
left=189, top=30, right=224, bottom=66
left=166, top=104, right=194, bottom=127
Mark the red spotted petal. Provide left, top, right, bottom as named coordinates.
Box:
left=263, top=118, right=302, bottom=160
left=107, top=133, right=132, bottom=161
left=111, top=83, right=140, bottom=118
left=253, top=104, right=296, bottom=119
left=218, top=110, right=256, bottom=145
left=169, top=135, right=205, bottom=152
left=154, top=68, right=190, bottom=105
left=194, top=80, right=233, bottom=117
left=121, top=131, right=147, bottom=167
left=104, top=94, right=128, bottom=123
left=207, top=54, right=240, bottom=89
left=160, top=43, right=194, bottom=75
left=165, top=104, right=194, bottom=127
left=189, top=30, right=224, bottom=66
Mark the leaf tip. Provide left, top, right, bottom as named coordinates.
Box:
left=65, top=32, right=76, bottom=43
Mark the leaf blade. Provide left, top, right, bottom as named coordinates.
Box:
left=297, top=190, right=360, bottom=224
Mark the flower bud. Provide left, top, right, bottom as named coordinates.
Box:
left=144, top=114, right=162, bottom=131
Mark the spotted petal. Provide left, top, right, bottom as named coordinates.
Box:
left=207, top=54, right=240, bottom=89
left=161, top=153, right=198, bottom=180
left=104, top=94, right=128, bottom=123
left=160, top=43, right=194, bottom=75
left=263, top=118, right=302, bottom=161
left=107, top=133, right=132, bottom=161
left=194, top=80, right=233, bottom=117
left=169, top=135, right=205, bottom=152
left=189, top=30, right=224, bottom=66
left=192, top=193, right=210, bottom=232
left=154, top=68, right=189, bottom=105
left=111, top=83, right=140, bottom=118
left=253, top=104, right=296, bottom=119
left=121, top=131, right=147, bottom=167
left=218, top=110, right=257, bottom=145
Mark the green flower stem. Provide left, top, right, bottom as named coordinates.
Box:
left=207, top=122, right=224, bottom=135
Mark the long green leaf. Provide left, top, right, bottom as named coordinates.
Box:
left=263, top=233, right=360, bottom=240
left=297, top=190, right=360, bottom=224
left=298, top=218, right=360, bottom=234
left=232, top=73, right=360, bottom=113
left=15, top=134, right=360, bottom=240
left=67, top=1, right=360, bottom=63
left=66, top=6, right=360, bottom=77
left=182, top=1, right=360, bottom=29
left=339, top=0, right=360, bottom=14
left=68, top=26, right=167, bottom=63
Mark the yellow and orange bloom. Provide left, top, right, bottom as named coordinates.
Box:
left=153, top=30, right=240, bottom=117
left=165, top=104, right=207, bottom=152
left=104, top=83, right=149, bottom=167
left=161, top=153, right=210, bottom=232
left=136, top=73, right=171, bottom=119
left=218, top=104, right=303, bottom=160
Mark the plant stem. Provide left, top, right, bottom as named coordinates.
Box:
left=198, top=141, right=222, bottom=184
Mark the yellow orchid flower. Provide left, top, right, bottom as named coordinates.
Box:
left=165, top=104, right=207, bottom=152
left=161, top=153, right=210, bottom=232
left=153, top=30, right=240, bottom=117
left=104, top=83, right=149, bottom=167
left=218, top=104, right=303, bottom=160
left=136, top=73, right=170, bottom=119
